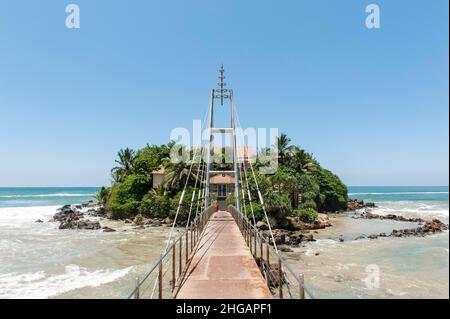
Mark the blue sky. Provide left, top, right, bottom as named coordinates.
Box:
left=0, top=0, right=448, bottom=187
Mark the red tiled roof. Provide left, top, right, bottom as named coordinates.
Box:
left=210, top=174, right=235, bottom=184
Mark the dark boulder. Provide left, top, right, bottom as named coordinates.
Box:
left=102, top=226, right=116, bottom=233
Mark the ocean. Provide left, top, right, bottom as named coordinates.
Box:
left=0, top=187, right=171, bottom=299
left=0, top=187, right=99, bottom=208
left=0, top=186, right=448, bottom=299
left=286, top=186, right=449, bottom=299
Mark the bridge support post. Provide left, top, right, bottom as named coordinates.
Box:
left=179, top=237, right=182, bottom=276
left=253, top=229, right=257, bottom=256
left=259, top=237, right=263, bottom=260
left=278, top=258, right=283, bottom=299
left=158, top=257, right=163, bottom=299
left=190, top=226, right=193, bottom=251
left=134, top=277, right=140, bottom=299
left=299, top=274, right=305, bottom=299
left=185, top=231, right=189, bottom=264
left=172, top=245, right=176, bottom=292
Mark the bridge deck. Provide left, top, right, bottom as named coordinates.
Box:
left=174, top=211, right=272, bottom=299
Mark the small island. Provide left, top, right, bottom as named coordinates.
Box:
left=51, top=133, right=447, bottom=246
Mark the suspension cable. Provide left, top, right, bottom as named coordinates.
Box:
left=148, top=103, right=210, bottom=298
left=234, top=108, right=279, bottom=254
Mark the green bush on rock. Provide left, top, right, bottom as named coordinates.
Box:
left=294, top=208, right=318, bottom=223
left=139, top=193, right=171, bottom=219
left=107, top=174, right=151, bottom=219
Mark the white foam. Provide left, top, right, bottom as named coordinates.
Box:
left=0, top=206, right=60, bottom=227
left=0, top=265, right=132, bottom=299
left=0, top=193, right=95, bottom=198
left=349, top=192, right=448, bottom=195
left=371, top=201, right=449, bottom=222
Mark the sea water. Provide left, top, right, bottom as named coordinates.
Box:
left=285, top=186, right=449, bottom=299
left=0, top=186, right=448, bottom=298
left=0, top=187, right=171, bottom=299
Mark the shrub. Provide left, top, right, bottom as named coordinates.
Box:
left=315, top=168, right=348, bottom=212
left=243, top=202, right=264, bottom=222
left=299, top=199, right=317, bottom=210
left=96, top=186, right=110, bottom=206
left=139, top=193, right=171, bottom=219
left=226, top=192, right=236, bottom=207
left=107, top=174, right=151, bottom=218
left=294, top=208, right=318, bottom=223
left=170, top=187, right=195, bottom=220
left=263, top=190, right=292, bottom=225
left=133, top=214, right=145, bottom=225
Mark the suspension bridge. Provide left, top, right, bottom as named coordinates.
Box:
left=127, top=66, right=315, bottom=300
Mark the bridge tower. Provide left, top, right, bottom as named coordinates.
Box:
left=204, top=65, right=240, bottom=211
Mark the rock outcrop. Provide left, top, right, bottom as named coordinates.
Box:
left=354, top=219, right=448, bottom=240
left=53, top=205, right=101, bottom=230
left=347, top=199, right=376, bottom=211
left=286, top=215, right=332, bottom=231
left=358, top=210, right=424, bottom=223
left=262, top=229, right=315, bottom=247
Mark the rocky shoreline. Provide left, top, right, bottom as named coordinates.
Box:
left=47, top=198, right=448, bottom=247
left=352, top=209, right=449, bottom=240
left=47, top=201, right=181, bottom=232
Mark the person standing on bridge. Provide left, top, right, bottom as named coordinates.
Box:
left=215, top=201, right=220, bottom=212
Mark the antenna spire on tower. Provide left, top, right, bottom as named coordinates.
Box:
left=214, top=64, right=231, bottom=106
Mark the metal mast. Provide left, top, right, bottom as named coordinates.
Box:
left=204, top=65, right=240, bottom=211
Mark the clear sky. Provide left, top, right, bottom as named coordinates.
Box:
left=0, top=0, right=448, bottom=187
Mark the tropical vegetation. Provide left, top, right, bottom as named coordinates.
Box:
left=97, top=134, right=348, bottom=227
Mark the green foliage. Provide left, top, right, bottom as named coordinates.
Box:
left=294, top=208, right=318, bottom=223
left=263, top=190, right=291, bottom=224
left=107, top=174, right=151, bottom=219
left=315, top=167, right=348, bottom=212
left=105, top=134, right=348, bottom=224
left=243, top=202, right=264, bottom=222
left=226, top=192, right=236, bottom=206
left=139, top=193, right=171, bottom=218
left=95, top=186, right=110, bottom=206
left=299, top=199, right=317, bottom=210
left=133, top=214, right=145, bottom=225
left=111, top=148, right=136, bottom=183
left=170, top=187, right=195, bottom=220
left=132, top=144, right=169, bottom=175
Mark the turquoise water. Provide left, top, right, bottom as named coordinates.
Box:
left=0, top=186, right=447, bottom=298
left=0, top=187, right=99, bottom=208
left=287, top=186, right=449, bottom=299
left=348, top=186, right=448, bottom=223
left=348, top=186, right=449, bottom=202
left=0, top=187, right=169, bottom=299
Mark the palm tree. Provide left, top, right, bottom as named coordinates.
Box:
left=162, top=159, right=197, bottom=191
left=275, top=134, right=291, bottom=163
left=289, top=146, right=316, bottom=175
left=111, top=148, right=136, bottom=182
left=95, top=186, right=110, bottom=205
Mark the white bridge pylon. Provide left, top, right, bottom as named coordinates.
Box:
left=205, top=65, right=240, bottom=211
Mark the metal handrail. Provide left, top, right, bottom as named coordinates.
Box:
left=126, top=205, right=216, bottom=299
left=127, top=205, right=314, bottom=299
left=227, top=205, right=315, bottom=299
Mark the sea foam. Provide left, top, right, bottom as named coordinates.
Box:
left=0, top=265, right=132, bottom=299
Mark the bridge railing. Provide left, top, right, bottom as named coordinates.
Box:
left=228, top=205, right=315, bottom=299
left=127, top=205, right=216, bottom=299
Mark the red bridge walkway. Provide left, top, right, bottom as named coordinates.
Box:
left=174, top=211, right=272, bottom=299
